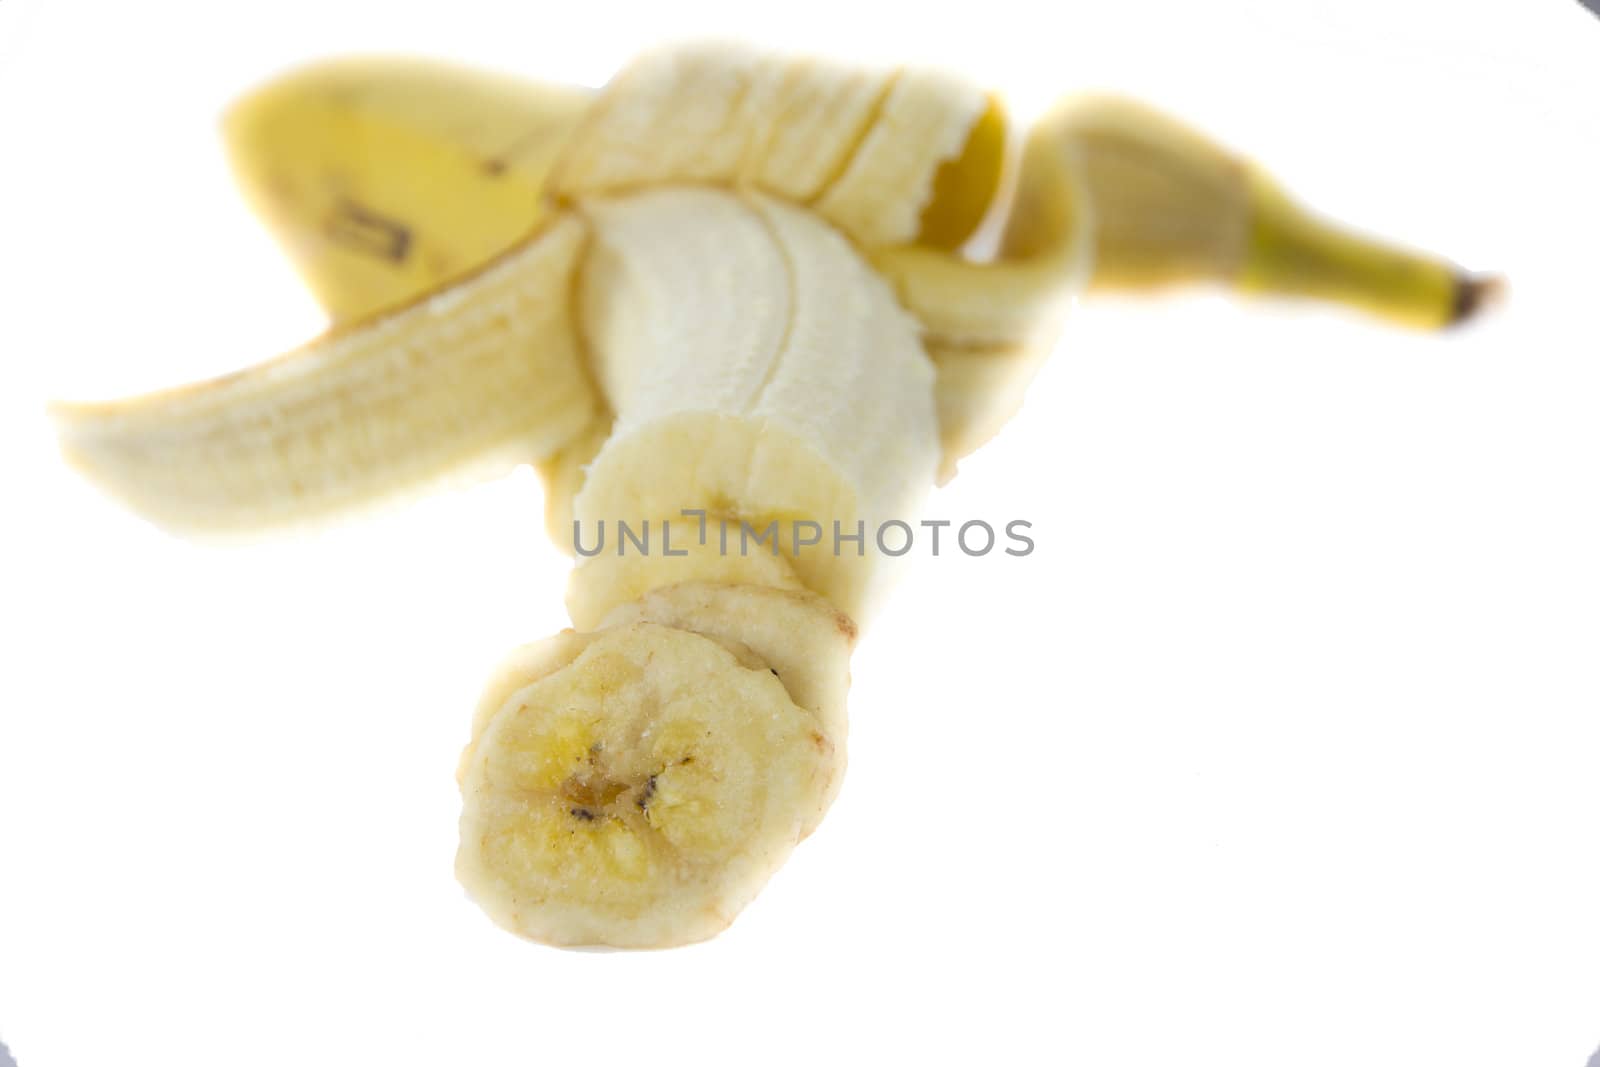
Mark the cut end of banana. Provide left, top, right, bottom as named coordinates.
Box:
left=457, top=583, right=851, bottom=948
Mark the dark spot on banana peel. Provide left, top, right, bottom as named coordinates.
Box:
left=323, top=198, right=412, bottom=263
left=636, top=775, right=657, bottom=810
left=569, top=806, right=597, bottom=822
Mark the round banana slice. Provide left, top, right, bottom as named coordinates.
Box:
left=599, top=581, right=855, bottom=779
left=456, top=620, right=833, bottom=948
left=457, top=628, right=597, bottom=780
left=565, top=518, right=809, bottom=631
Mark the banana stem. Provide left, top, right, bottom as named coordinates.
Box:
left=1025, top=95, right=1501, bottom=330
left=1241, top=173, right=1503, bottom=330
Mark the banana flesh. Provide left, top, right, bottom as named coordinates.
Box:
left=457, top=583, right=852, bottom=947
left=569, top=186, right=938, bottom=625
left=51, top=41, right=1500, bottom=949
left=458, top=622, right=822, bottom=949
left=597, top=582, right=856, bottom=781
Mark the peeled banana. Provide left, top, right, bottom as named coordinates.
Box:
left=52, top=41, right=1499, bottom=948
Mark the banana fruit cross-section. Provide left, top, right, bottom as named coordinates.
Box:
left=50, top=42, right=1499, bottom=948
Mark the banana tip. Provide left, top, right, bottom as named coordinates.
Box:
left=1449, top=273, right=1507, bottom=326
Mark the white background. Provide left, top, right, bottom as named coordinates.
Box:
left=2, top=0, right=1598, bottom=1064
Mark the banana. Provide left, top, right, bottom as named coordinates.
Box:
left=597, top=582, right=856, bottom=776
left=51, top=41, right=1500, bottom=949
left=457, top=582, right=852, bottom=948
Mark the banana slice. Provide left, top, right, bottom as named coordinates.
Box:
left=566, top=518, right=808, bottom=632
left=459, top=628, right=597, bottom=777
left=456, top=618, right=833, bottom=948
left=600, top=580, right=856, bottom=824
